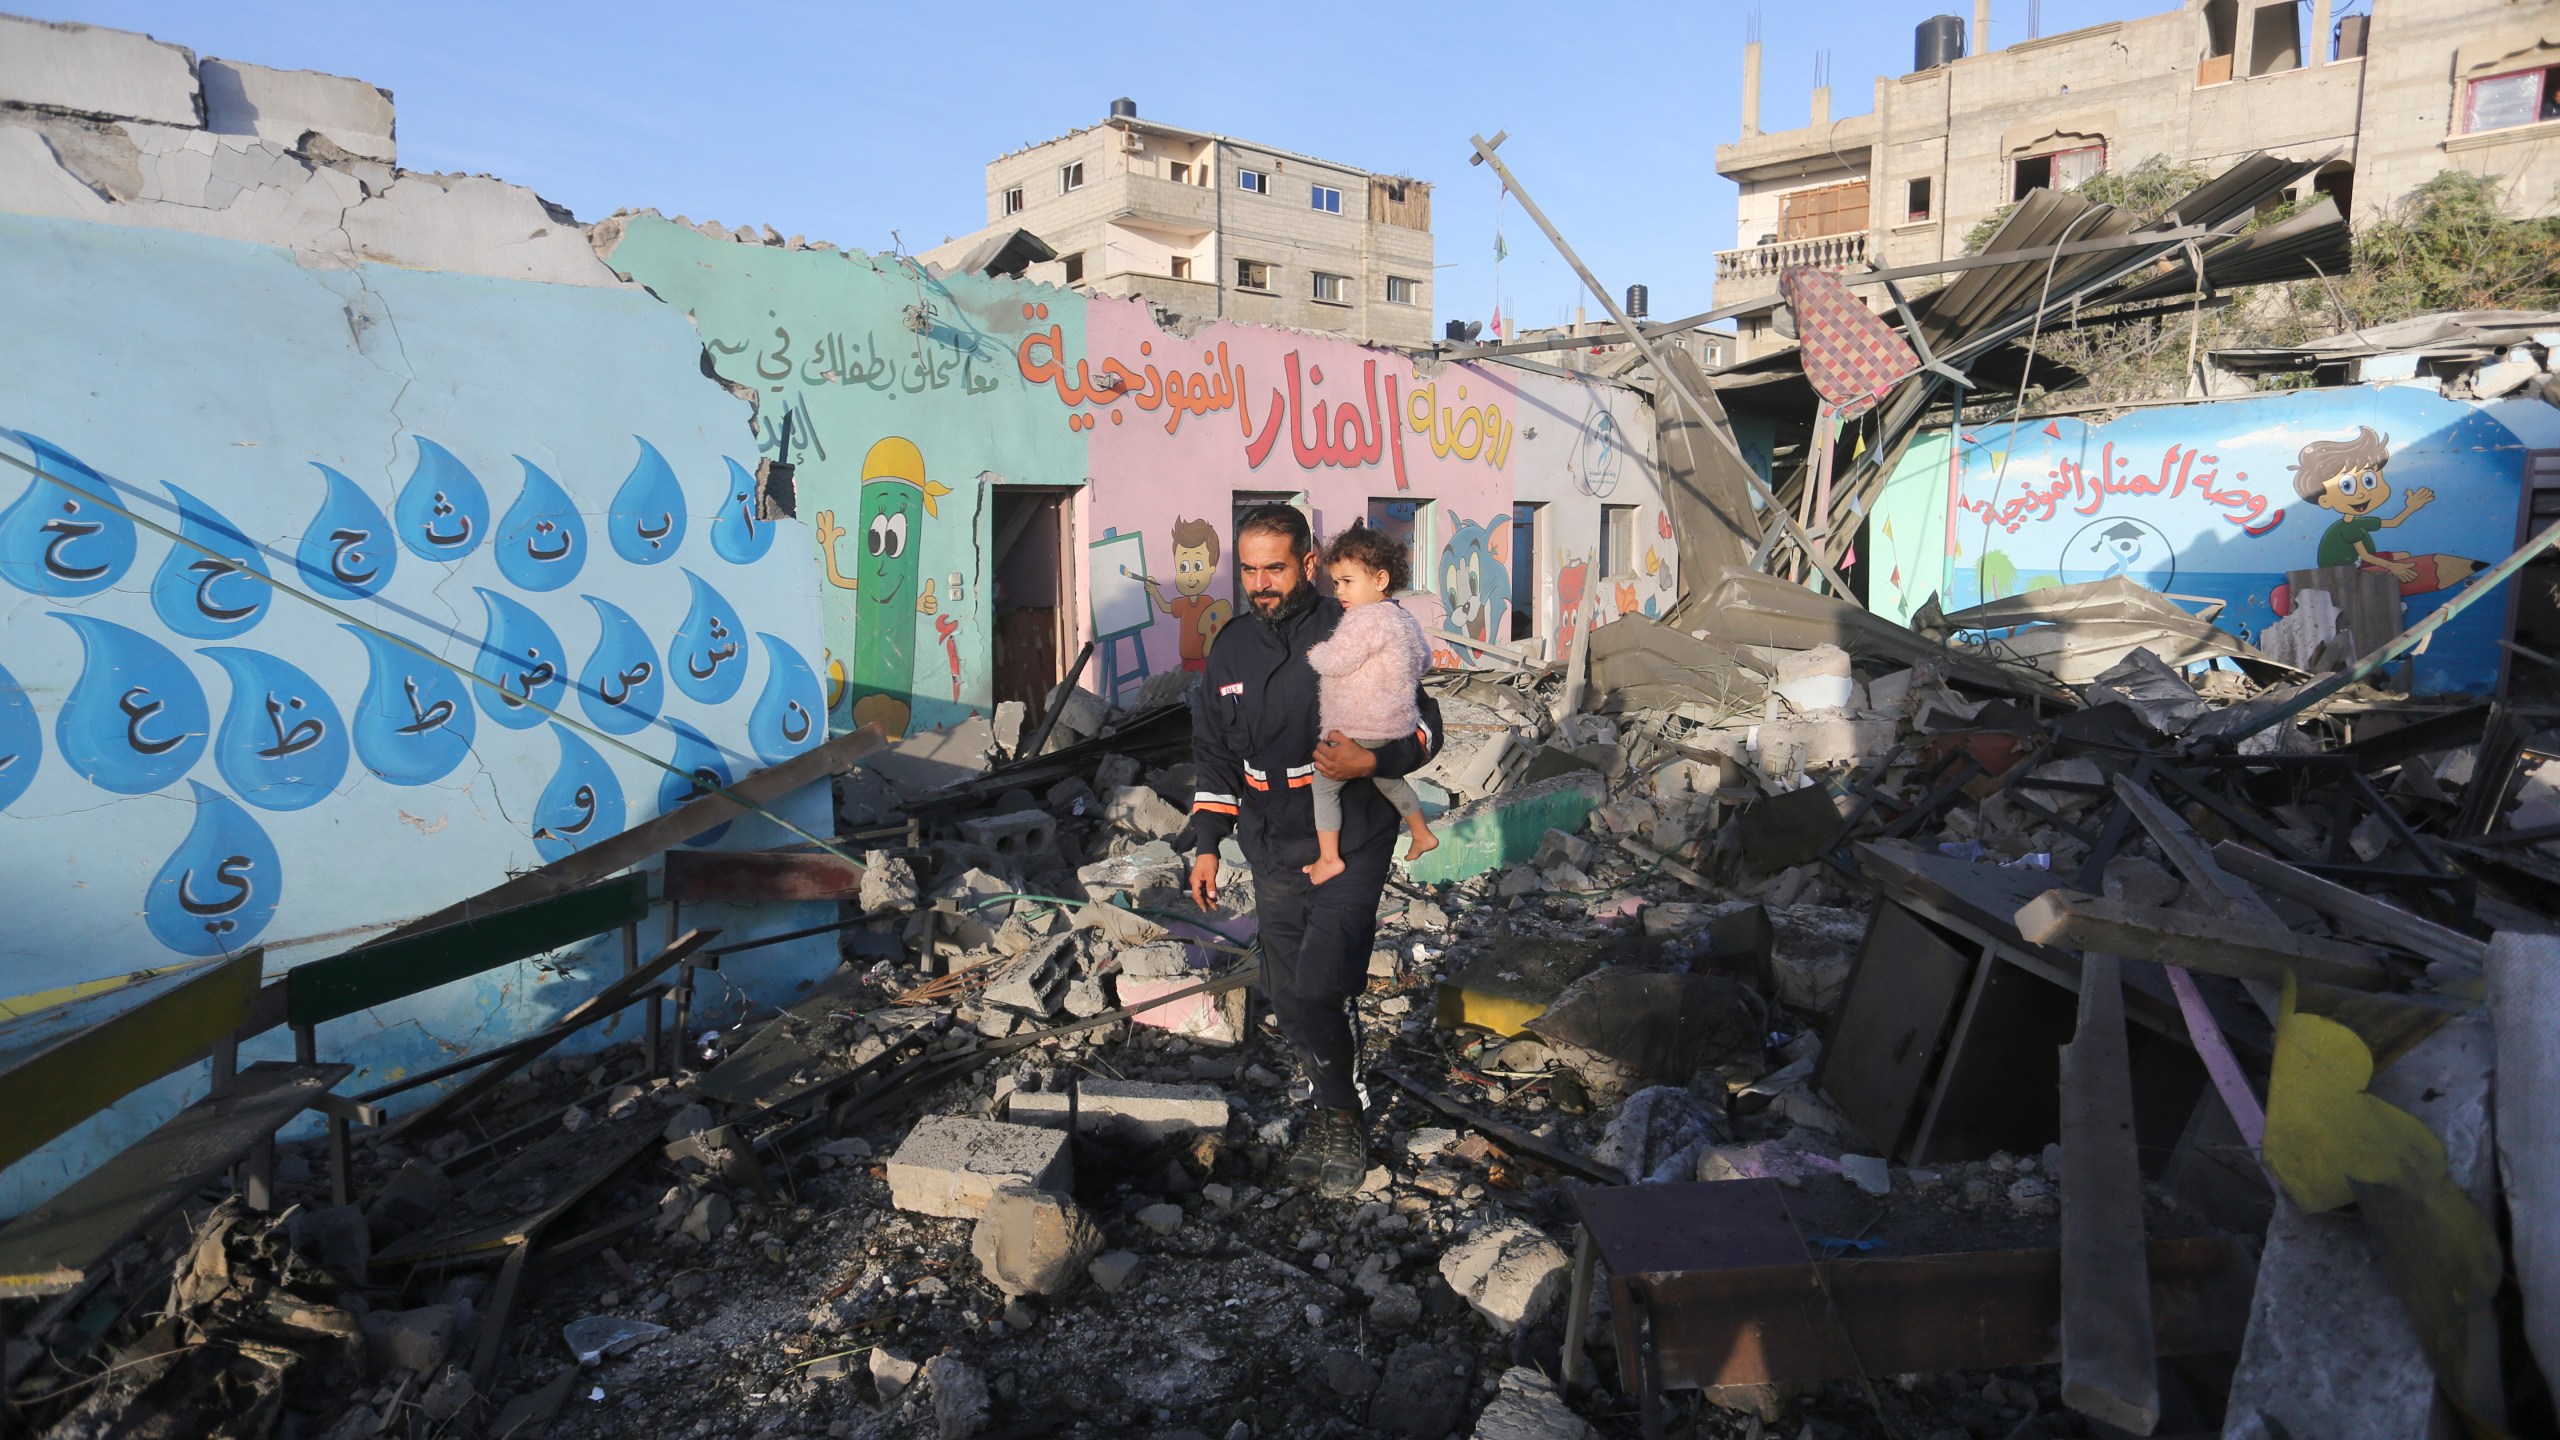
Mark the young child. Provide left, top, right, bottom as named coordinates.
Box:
left=1304, top=526, right=1436, bottom=885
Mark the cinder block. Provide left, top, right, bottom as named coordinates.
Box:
left=1009, top=1078, right=1229, bottom=1143
left=885, top=1116, right=1072, bottom=1218
left=959, top=808, right=1056, bottom=856
left=983, top=934, right=1077, bottom=1017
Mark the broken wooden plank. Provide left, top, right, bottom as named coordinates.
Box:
left=2057, top=953, right=2159, bottom=1433
left=0, top=1061, right=350, bottom=1298
left=381, top=928, right=714, bottom=1138
left=471, top=1241, right=530, bottom=1393
left=0, top=949, right=262, bottom=1171
left=697, top=966, right=871, bottom=1107
left=286, top=874, right=648, bottom=1029
left=378, top=725, right=886, bottom=942
left=663, top=849, right=865, bottom=905
left=373, top=1115, right=661, bottom=1267
left=1375, top=1065, right=1626, bottom=1186
left=2110, top=776, right=2283, bottom=927
left=2211, top=840, right=2487, bottom=967
left=2016, top=890, right=2391, bottom=991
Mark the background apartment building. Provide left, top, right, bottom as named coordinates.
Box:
left=1711, top=0, right=2560, bottom=361
left=926, top=100, right=1435, bottom=349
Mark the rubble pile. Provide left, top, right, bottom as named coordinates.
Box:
left=19, top=554, right=2560, bottom=1440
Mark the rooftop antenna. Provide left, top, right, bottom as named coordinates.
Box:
left=2028, top=0, right=2041, bottom=37
left=1745, top=7, right=1761, bottom=44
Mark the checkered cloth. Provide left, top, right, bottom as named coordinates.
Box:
left=1780, top=266, right=1918, bottom=421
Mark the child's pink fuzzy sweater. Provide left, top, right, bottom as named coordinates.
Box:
left=1306, top=601, right=1428, bottom=741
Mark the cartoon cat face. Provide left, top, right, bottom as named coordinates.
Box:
left=1436, top=516, right=1511, bottom=641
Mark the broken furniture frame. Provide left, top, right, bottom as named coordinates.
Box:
left=1825, top=841, right=2251, bottom=1168
left=662, top=846, right=869, bottom=1077
left=1561, top=1179, right=2255, bottom=1437
left=0, top=948, right=352, bottom=1301
left=280, top=872, right=651, bottom=1204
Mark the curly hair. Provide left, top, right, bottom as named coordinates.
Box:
left=2290, top=426, right=2391, bottom=502
left=1323, top=524, right=1411, bottom=593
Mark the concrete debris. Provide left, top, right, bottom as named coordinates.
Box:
left=968, top=1183, right=1103, bottom=1298
left=925, top=1352, right=991, bottom=1439
left=360, top=1304, right=457, bottom=1377
left=1437, top=1220, right=1571, bottom=1333
left=859, top=850, right=920, bottom=912
left=1371, top=1342, right=1476, bottom=1439
left=869, top=1346, right=921, bottom=1400
left=1007, top=1076, right=1229, bottom=1143
left=1471, top=1366, right=1597, bottom=1440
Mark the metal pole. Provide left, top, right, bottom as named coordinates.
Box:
left=1019, top=638, right=1098, bottom=760
left=1465, top=133, right=1857, bottom=599
left=2223, top=510, right=2560, bottom=743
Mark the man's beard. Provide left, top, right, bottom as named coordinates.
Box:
left=1250, top=577, right=1315, bottom=627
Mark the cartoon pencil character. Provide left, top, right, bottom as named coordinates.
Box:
left=813, top=436, right=950, bottom=739
left=1142, top=515, right=1233, bottom=673
left=2271, top=426, right=2482, bottom=616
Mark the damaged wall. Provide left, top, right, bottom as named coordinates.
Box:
left=604, top=214, right=1675, bottom=732
left=1868, top=385, right=2560, bottom=695
left=0, top=27, right=838, bottom=1212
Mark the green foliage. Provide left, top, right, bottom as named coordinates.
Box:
left=2334, top=170, right=2560, bottom=322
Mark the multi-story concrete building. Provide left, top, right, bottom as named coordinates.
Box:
left=1711, top=0, right=2560, bottom=361
left=923, top=101, right=1435, bottom=350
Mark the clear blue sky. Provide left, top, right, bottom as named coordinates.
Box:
left=33, top=0, right=2189, bottom=335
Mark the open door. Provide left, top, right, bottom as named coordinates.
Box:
left=991, top=487, right=1077, bottom=731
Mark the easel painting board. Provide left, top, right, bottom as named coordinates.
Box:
left=1090, top=529, right=1155, bottom=639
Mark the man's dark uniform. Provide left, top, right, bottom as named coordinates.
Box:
left=1185, top=585, right=1441, bottom=1117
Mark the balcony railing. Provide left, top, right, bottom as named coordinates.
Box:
left=1714, top=230, right=1871, bottom=284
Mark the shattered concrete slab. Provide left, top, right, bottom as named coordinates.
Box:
left=1007, top=1077, right=1229, bottom=1144
left=0, top=14, right=202, bottom=126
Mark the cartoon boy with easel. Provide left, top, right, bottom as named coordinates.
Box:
left=1143, top=516, right=1234, bottom=672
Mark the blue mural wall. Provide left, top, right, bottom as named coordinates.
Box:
left=0, top=213, right=836, bottom=1213
left=1868, top=385, right=2560, bottom=695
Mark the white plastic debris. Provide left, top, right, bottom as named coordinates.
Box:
left=564, top=1315, right=669, bottom=1365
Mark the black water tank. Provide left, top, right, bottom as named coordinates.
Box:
left=1625, top=284, right=1650, bottom=319
left=1109, top=97, right=1138, bottom=120
left=1915, top=14, right=1965, bottom=70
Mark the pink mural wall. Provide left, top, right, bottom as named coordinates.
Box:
left=1018, top=296, right=1652, bottom=698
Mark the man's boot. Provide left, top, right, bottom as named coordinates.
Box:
left=1280, top=1107, right=1367, bottom=1198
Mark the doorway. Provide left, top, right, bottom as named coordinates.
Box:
left=991, top=486, right=1077, bottom=731
left=1231, top=490, right=1301, bottom=609
left=2509, top=451, right=2560, bottom=699
left=1511, top=502, right=1544, bottom=645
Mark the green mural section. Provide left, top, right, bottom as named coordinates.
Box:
left=1868, top=429, right=1954, bottom=626
left=604, top=217, right=1090, bottom=738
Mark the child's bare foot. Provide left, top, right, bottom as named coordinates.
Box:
left=1402, top=825, right=1439, bottom=863
left=1303, top=854, right=1347, bottom=885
